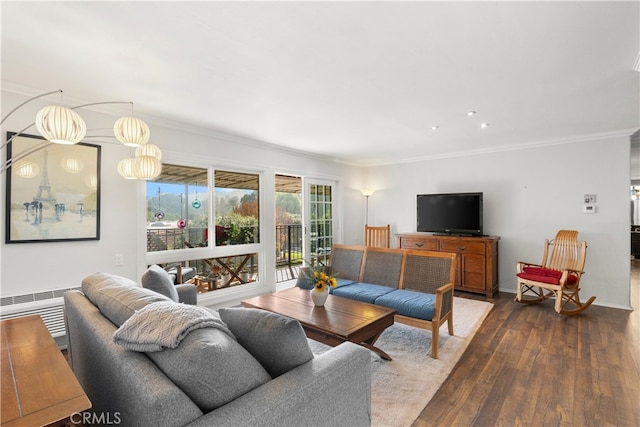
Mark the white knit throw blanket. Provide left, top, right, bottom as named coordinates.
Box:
left=113, top=301, right=235, bottom=352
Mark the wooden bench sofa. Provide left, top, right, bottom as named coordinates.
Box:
left=299, top=244, right=457, bottom=359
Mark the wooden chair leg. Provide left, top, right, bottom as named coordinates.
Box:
left=432, top=323, right=439, bottom=359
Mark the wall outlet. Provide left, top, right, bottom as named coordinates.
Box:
left=115, top=253, right=124, bottom=266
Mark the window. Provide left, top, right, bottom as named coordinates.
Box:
left=214, top=170, right=260, bottom=246
left=144, top=164, right=262, bottom=296
left=146, top=164, right=209, bottom=252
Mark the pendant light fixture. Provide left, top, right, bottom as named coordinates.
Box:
left=117, top=158, right=137, bottom=180
left=13, top=160, right=40, bottom=178
left=35, top=104, right=87, bottom=145
left=1, top=90, right=162, bottom=180
left=135, top=143, right=162, bottom=160
left=134, top=155, right=162, bottom=180
left=61, top=157, right=84, bottom=173
left=113, top=116, right=150, bottom=147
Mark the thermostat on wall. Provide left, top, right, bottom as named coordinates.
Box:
left=584, top=204, right=597, bottom=214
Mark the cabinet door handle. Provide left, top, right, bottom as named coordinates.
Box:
left=415, top=242, right=423, bottom=247
left=458, top=246, right=466, bottom=251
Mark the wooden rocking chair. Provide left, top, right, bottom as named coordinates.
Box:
left=515, top=230, right=595, bottom=315
left=365, top=224, right=390, bottom=248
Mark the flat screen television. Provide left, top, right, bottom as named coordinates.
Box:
left=417, top=192, right=483, bottom=236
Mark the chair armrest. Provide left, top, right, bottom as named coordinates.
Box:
left=175, top=284, right=197, bottom=305
left=433, top=282, right=454, bottom=321
left=516, top=261, right=542, bottom=273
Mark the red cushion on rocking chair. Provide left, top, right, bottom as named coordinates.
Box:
left=517, top=266, right=578, bottom=286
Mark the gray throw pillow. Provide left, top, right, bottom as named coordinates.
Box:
left=82, top=272, right=171, bottom=327
left=218, top=307, right=314, bottom=377
left=295, top=267, right=314, bottom=290
left=147, top=327, right=271, bottom=412
left=141, top=264, right=179, bottom=302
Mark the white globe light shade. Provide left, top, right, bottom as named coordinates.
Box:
left=134, top=155, right=162, bottom=180
left=135, top=143, right=162, bottom=160
left=113, top=116, right=150, bottom=147
left=14, top=160, right=40, bottom=178
left=85, top=174, right=98, bottom=190
left=36, top=105, right=87, bottom=145
left=61, top=157, right=84, bottom=173
left=117, top=158, right=137, bottom=179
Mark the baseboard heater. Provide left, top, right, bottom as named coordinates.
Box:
left=0, top=287, right=81, bottom=348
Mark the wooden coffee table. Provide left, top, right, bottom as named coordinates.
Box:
left=241, top=287, right=396, bottom=360
left=1, top=315, right=91, bottom=427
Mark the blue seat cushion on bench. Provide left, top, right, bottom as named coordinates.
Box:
left=374, top=289, right=436, bottom=321
left=330, top=278, right=357, bottom=292
left=331, top=283, right=396, bottom=304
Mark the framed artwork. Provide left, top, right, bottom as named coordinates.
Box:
left=5, top=132, right=101, bottom=243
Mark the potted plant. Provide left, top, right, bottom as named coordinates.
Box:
left=239, top=268, right=250, bottom=283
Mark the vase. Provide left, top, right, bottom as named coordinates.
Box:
left=221, top=273, right=232, bottom=287
left=311, top=287, right=329, bottom=306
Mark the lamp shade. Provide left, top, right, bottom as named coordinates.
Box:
left=135, top=143, right=162, bottom=160
left=13, top=160, right=40, bottom=178
left=85, top=174, right=98, bottom=190
left=36, top=105, right=87, bottom=145
left=134, top=155, right=162, bottom=180
left=61, top=157, right=84, bottom=173
left=113, top=116, right=150, bottom=147
left=117, top=158, right=137, bottom=179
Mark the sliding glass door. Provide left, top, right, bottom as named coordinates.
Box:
left=304, top=179, right=335, bottom=266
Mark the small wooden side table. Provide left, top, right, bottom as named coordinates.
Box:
left=1, top=315, right=91, bottom=426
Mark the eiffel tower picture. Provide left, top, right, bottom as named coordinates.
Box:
left=34, top=149, right=56, bottom=205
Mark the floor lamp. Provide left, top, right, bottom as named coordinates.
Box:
left=360, top=189, right=375, bottom=225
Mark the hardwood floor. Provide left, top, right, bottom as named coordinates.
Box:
left=414, top=261, right=640, bottom=427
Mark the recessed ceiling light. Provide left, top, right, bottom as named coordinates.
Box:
left=480, top=122, right=490, bottom=128
left=431, top=126, right=439, bottom=130
left=466, top=111, right=477, bottom=116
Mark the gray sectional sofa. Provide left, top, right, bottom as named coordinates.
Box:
left=298, top=245, right=457, bottom=358
left=64, top=272, right=372, bottom=427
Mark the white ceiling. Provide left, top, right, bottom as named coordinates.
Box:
left=1, top=1, right=638, bottom=166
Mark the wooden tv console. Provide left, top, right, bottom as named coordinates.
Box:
left=397, top=233, right=500, bottom=297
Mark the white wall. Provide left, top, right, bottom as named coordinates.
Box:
left=363, top=135, right=633, bottom=309
left=0, top=90, right=365, bottom=302
left=1, top=89, right=633, bottom=310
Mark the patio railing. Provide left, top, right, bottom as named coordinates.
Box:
left=147, top=223, right=303, bottom=282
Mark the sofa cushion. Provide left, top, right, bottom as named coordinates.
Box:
left=147, top=327, right=271, bottom=412
left=113, top=301, right=235, bottom=352
left=332, top=278, right=357, bottom=291
left=517, top=266, right=578, bottom=286
left=331, top=282, right=396, bottom=304
left=218, top=307, right=314, bottom=378
left=295, top=267, right=314, bottom=290
left=141, top=265, right=179, bottom=301
left=374, top=289, right=436, bottom=321
left=81, top=272, right=171, bottom=327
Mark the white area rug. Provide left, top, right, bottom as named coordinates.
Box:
left=309, top=297, right=493, bottom=427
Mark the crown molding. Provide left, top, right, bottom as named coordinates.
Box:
left=363, top=129, right=639, bottom=168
